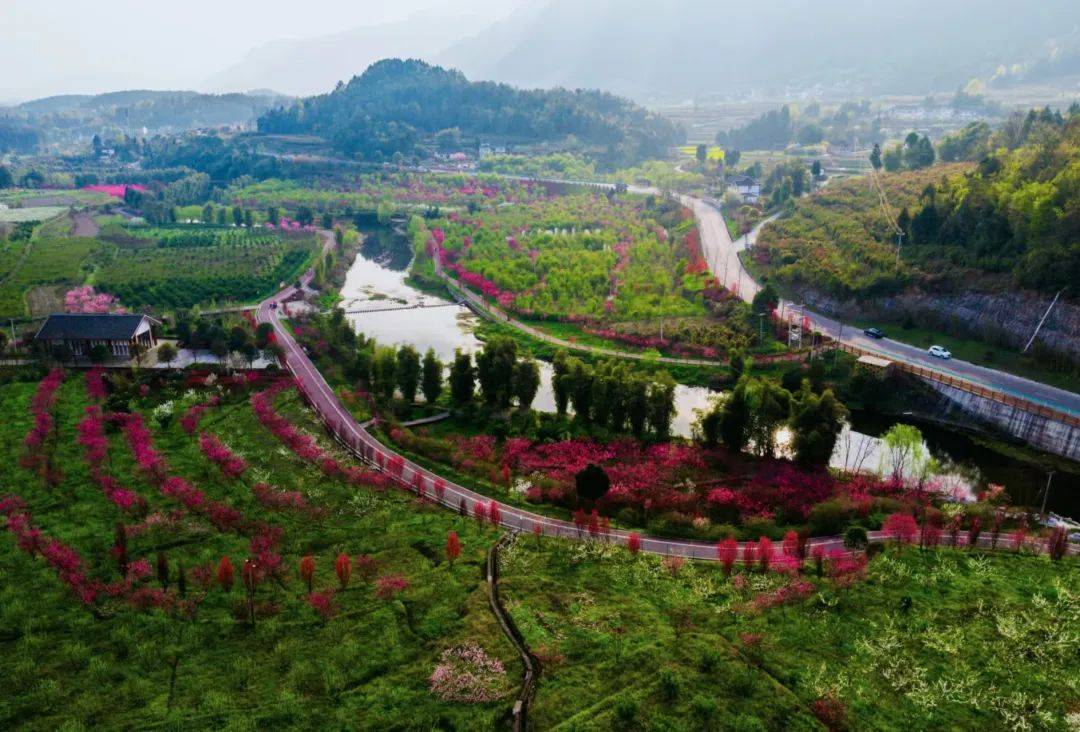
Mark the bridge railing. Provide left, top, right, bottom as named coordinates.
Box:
left=834, top=342, right=1080, bottom=427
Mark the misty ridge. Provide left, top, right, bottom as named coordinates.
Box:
left=213, top=0, right=1080, bottom=100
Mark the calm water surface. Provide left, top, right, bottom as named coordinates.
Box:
left=340, top=228, right=1076, bottom=516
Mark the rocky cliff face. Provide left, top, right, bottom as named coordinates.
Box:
left=796, top=287, right=1080, bottom=362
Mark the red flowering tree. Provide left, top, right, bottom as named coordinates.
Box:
left=299, top=555, right=316, bottom=593
left=782, top=530, right=799, bottom=559
left=445, top=532, right=461, bottom=566
left=217, top=556, right=235, bottom=591
left=717, top=537, right=738, bottom=575
left=1047, top=526, right=1068, bottom=561
left=1014, top=516, right=1028, bottom=553
left=882, top=512, right=918, bottom=547
left=757, top=537, right=774, bottom=573
left=627, top=532, right=641, bottom=555
left=335, top=553, right=352, bottom=589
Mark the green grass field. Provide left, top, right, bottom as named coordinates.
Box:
left=0, top=372, right=1075, bottom=730
left=503, top=539, right=1080, bottom=730
left=0, top=375, right=517, bottom=729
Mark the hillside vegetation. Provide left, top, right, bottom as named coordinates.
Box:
left=757, top=110, right=1080, bottom=298
left=257, top=59, right=682, bottom=166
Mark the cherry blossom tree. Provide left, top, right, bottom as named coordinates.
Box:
left=882, top=512, right=918, bottom=547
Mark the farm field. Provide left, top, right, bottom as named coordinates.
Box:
left=0, top=236, right=99, bottom=318
left=416, top=189, right=768, bottom=358
left=0, top=221, right=316, bottom=317
left=0, top=206, right=68, bottom=223
left=95, top=228, right=316, bottom=310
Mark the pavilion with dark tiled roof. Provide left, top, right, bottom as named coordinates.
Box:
left=34, top=313, right=159, bottom=360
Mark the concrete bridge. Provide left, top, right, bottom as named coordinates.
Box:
left=342, top=302, right=459, bottom=315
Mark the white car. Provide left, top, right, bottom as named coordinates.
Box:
left=928, top=345, right=951, bottom=360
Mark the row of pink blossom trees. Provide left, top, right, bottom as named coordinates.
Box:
left=882, top=511, right=1072, bottom=560
left=1, top=493, right=166, bottom=610
left=251, top=381, right=385, bottom=490
left=20, top=369, right=65, bottom=488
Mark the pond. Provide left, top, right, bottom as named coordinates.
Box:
left=341, top=226, right=1078, bottom=518
left=340, top=227, right=715, bottom=435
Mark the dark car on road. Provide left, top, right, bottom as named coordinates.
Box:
left=863, top=327, right=885, bottom=339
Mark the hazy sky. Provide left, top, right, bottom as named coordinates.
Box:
left=1, top=0, right=516, bottom=101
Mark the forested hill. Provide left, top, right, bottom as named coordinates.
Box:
left=256, top=59, right=683, bottom=165
left=756, top=108, right=1080, bottom=299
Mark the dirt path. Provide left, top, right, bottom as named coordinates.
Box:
left=72, top=212, right=100, bottom=238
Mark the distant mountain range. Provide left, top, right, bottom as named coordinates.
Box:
left=436, top=0, right=1080, bottom=99
left=2, top=90, right=291, bottom=150
left=204, top=1, right=522, bottom=96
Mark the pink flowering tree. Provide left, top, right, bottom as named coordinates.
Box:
left=428, top=642, right=507, bottom=703
left=64, top=286, right=125, bottom=314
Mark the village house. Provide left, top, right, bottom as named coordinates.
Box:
left=34, top=313, right=159, bottom=361
left=728, top=174, right=761, bottom=204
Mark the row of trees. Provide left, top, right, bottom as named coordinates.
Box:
left=551, top=350, right=677, bottom=441
left=697, top=375, right=848, bottom=466
left=869, top=132, right=935, bottom=173
left=174, top=317, right=279, bottom=367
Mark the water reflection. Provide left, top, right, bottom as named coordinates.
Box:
left=338, top=227, right=1076, bottom=516
left=340, top=228, right=714, bottom=435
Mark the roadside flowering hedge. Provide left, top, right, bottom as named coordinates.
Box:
left=251, top=381, right=386, bottom=489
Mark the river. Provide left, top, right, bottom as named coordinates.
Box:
left=339, top=227, right=1077, bottom=518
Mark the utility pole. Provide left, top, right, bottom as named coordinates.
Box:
left=895, top=230, right=904, bottom=266
left=1041, top=471, right=1054, bottom=518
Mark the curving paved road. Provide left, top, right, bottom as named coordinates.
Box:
left=255, top=226, right=1072, bottom=559
left=257, top=254, right=856, bottom=559
left=685, top=196, right=1080, bottom=416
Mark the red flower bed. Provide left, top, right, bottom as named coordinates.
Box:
left=198, top=432, right=249, bottom=480
left=251, top=382, right=386, bottom=489
left=392, top=429, right=908, bottom=536
left=20, top=369, right=65, bottom=485
left=1, top=494, right=100, bottom=605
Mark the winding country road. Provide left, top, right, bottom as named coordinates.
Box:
left=256, top=229, right=1068, bottom=558
left=684, top=195, right=1080, bottom=417
left=257, top=234, right=862, bottom=558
